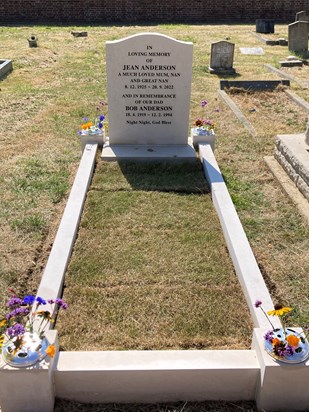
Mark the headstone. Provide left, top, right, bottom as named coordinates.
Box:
left=239, top=47, right=264, bottom=55
left=209, top=41, right=235, bottom=74
left=288, top=21, right=309, bottom=52
left=295, top=11, right=309, bottom=22
left=256, top=19, right=275, bottom=34
left=105, top=33, right=193, bottom=147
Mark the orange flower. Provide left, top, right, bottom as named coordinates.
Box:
left=286, top=334, right=300, bottom=348
left=46, top=344, right=56, bottom=358
left=272, top=338, right=281, bottom=346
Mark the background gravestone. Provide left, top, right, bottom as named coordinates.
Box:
left=209, top=41, right=235, bottom=74
left=256, top=19, right=275, bottom=33
left=288, top=21, right=309, bottom=52
left=106, top=33, right=193, bottom=146
left=295, top=11, right=309, bottom=22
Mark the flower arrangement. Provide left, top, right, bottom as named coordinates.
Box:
left=255, top=300, right=309, bottom=363
left=193, top=99, right=215, bottom=135
left=78, top=100, right=107, bottom=136
left=0, top=290, right=68, bottom=367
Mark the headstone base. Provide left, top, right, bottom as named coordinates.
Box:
left=209, top=67, right=235, bottom=75
left=101, top=139, right=197, bottom=162
left=280, top=60, right=303, bottom=67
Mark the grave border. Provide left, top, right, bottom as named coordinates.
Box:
left=265, top=64, right=309, bottom=89
left=1, top=143, right=309, bottom=412
left=0, top=59, right=13, bottom=80
left=218, top=81, right=309, bottom=138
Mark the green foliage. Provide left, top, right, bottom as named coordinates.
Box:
left=13, top=157, right=69, bottom=204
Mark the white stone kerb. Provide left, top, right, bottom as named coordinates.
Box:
left=35, top=144, right=98, bottom=326
left=199, top=143, right=281, bottom=330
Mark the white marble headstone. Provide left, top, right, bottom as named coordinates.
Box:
left=106, top=33, right=193, bottom=145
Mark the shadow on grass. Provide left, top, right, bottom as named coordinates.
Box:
left=117, top=160, right=210, bottom=194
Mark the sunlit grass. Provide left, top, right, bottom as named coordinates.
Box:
left=0, top=24, right=308, bottom=347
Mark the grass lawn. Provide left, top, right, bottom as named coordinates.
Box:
left=0, top=23, right=308, bottom=350
left=57, top=161, right=252, bottom=350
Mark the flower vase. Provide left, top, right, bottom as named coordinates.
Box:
left=80, top=128, right=105, bottom=152
left=2, top=332, right=48, bottom=368
left=191, top=127, right=216, bottom=151
left=264, top=328, right=309, bottom=364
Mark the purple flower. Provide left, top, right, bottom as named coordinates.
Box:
left=99, top=115, right=105, bottom=122
left=201, top=100, right=208, bottom=108
left=55, top=298, right=68, bottom=310
left=6, top=297, right=23, bottom=307
left=254, top=300, right=262, bottom=308
left=36, top=297, right=46, bottom=305
left=83, top=117, right=88, bottom=122
left=7, top=323, right=26, bottom=337
left=276, top=344, right=287, bottom=358
left=98, top=122, right=103, bottom=129
left=284, top=345, right=295, bottom=357
left=47, top=298, right=68, bottom=310
left=264, top=330, right=274, bottom=343
left=6, top=307, right=30, bottom=320
left=23, top=295, right=35, bottom=305
left=99, top=100, right=105, bottom=106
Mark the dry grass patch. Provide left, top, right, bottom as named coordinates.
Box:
left=280, top=64, right=309, bottom=81
left=228, top=87, right=308, bottom=136
left=57, top=162, right=252, bottom=350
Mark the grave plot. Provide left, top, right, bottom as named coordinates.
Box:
left=226, top=87, right=308, bottom=139
left=0, top=59, right=12, bottom=80
left=57, top=161, right=252, bottom=351
left=279, top=65, right=309, bottom=82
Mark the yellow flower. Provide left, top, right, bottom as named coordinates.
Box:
left=45, top=344, right=56, bottom=358
left=0, top=334, right=4, bottom=348
left=0, top=319, right=7, bottom=328
left=36, top=310, right=52, bottom=321
left=286, top=334, right=300, bottom=348
left=267, top=304, right=292, bottom=317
